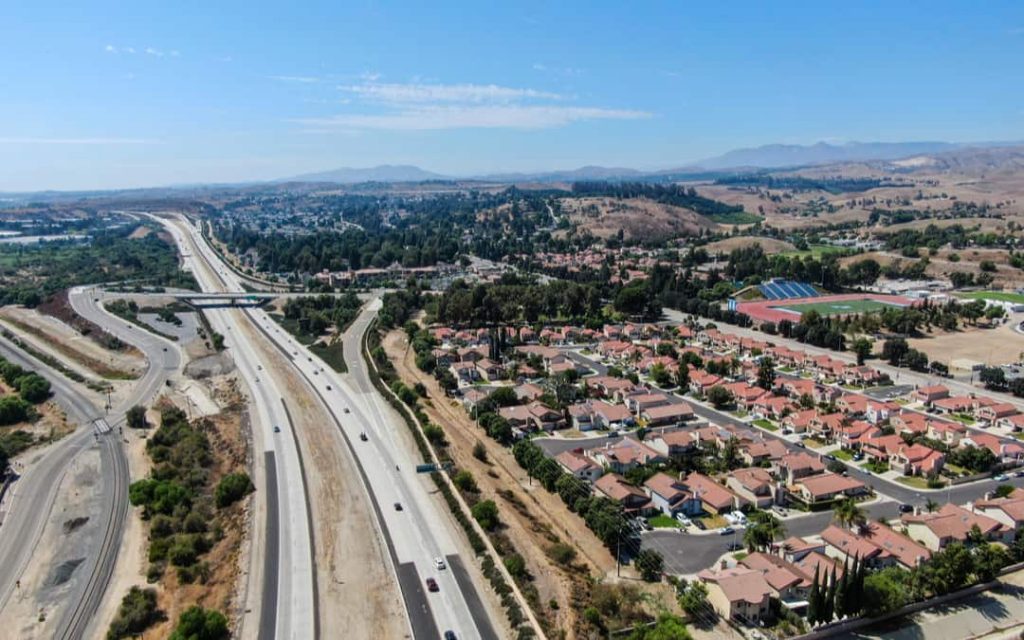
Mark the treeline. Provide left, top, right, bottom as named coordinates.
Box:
left=0, top=226, right=197, bottom=307
left=570, top=182, right=748, bottom=220
left=431, top=277, right=607, bottom=326
left=715, top=174, right=906, bottom=194
left=281, top=292, right=362, bottom=336
left=723, top=244, right=880, bottom=288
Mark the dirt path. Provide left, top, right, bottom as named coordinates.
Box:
left=384, top=329, right=619, bottom=637
left=244, top=322, right=407, bottom=639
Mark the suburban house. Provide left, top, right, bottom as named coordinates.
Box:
left=725, top=467, right=777, bottom=509
left=498, top=402, right=564, bottom=433
left=822, top=522, right=930, bottom=570
left=901, top=503, right=1011, bottom=551
left=646, top=430, right=698, bottom=457
left=451, top=361, right=481, bottom=383
left=914, top=385, right=950, bottom=405
left=790, top=472, right=867, bottom=505
left=973, top=488, right=1024, bottom=530
left=554, top=450, right=603, bottom=483
left=777, top=452, right=825, bottom=484
left=475, top=358, right=504, bottom=381
left=644, top=472, right=701, bottom=516
left=586, top=439, right=666, bottom=473
left=698, top=567, right=773, bottom=625
left=642, top=402, right=695, bottom=427
left=978, top=403, right=1019, bottom=425
left=682, top=472, right=746, bottom=514
left=594, top=473, right=651, bottom=513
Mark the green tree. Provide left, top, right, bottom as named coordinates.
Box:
left=756, top=357, right=775, bottom=390
left=706, top=385, right=733, bottom=409
left=862, top=567, right=909, bottom=616
left=852, top=338, right=872, bottom=365
left=504, top=552, right=528, bottom=580
left=833, top=498, right=867, bottom=529
left=214, top=472, right=254, bottom=508
left=678, top=581, right=710, bottom=621
left=634, top=549, right=664, bottom=582
left=168, top=606, right=229, bottom=640
left=453, top=470, right=479, bottom=493
left=16, top=374, right=50, bottom=404
left=471, top=499, right=500, bottom=530
left=126, top=405, right=148, bottom=429
left=807, top=566, right=821, bottom=624
left=629, top=614, right=693, bottom=640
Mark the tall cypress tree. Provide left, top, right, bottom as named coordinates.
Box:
left=823, top=566, right=837, bottom=622
left=808, top=566, right=821, bottom=624
left=835, top=556, right=850, bottom=618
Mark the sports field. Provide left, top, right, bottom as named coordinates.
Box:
left=780, top=298, right=904, bottom=316
left=957, top=291, right=1024, bottom=304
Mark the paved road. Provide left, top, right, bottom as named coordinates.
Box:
left=171, top=213, right=501, bottom=639
left=0, top=299, right=178, bottom=639
left=161, top=216, right=316, bottom=639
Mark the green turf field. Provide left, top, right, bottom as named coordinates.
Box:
left=780, top=298, right=903, bottom=316
left=957, top=291, right=1024, bottom=304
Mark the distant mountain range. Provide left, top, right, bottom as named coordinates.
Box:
left=279, top=140, right=1024, bottom=185
left=282, top=164, right=447, bottom=183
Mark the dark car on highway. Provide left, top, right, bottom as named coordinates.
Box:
left=426, top=578, right=439, bottom=592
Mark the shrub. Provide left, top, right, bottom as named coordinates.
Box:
left=453, top=470, right=479, bottom=493
left=215, top=472, right=254, bottom=508
left=106, top=586, right=163, bottom=639
left=168, top=606, right=229, bottom=640
left=471, top=499, right=500, bottom=531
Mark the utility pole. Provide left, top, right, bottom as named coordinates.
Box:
left=616, top=520, right=622, bottom=578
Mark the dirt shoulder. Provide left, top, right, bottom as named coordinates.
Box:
left=384, top=329, right=622, bottom=637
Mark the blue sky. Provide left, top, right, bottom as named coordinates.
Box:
left=2, top=1, right=1023, bottom=191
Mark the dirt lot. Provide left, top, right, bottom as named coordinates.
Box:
left=704, top=236, right=796, bottom=255
left=384, top=329, right=651, bottom=638
left=558, top=196, right=720, bottom=241
left=908, top=319, right=1024, bottom=369
left=0, top=306, right=144, bottom=379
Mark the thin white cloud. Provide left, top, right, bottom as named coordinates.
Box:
left=293, top=104, right=650, bottom=131
left=340, top=82, right=564, bottom=104
left=145, top=47, right=163, bottom=57
left=0, top=137, right=158, bottom=145
left=104, top=45, right=178, bottom=57
left=271, top=75, right=321, bottom=84
left=532, top=63, right=583, bottom=76
left=105, top=44, right=117, bottom=53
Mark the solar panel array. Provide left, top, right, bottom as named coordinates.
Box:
left=758, top=279, right=819, bottom=300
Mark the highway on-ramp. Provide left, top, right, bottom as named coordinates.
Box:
left=164, top=213, right=498, bottom=640
left=0, top=294, right=180, bottom=639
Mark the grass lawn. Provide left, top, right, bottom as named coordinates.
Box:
left=897, top=475, right=939, bottom=489
left=778, top=366, right=795, bottom=373
left=732, top=551, right=749, bottom=561
left=945, top=462, right=968, bottom=476
left=957, top=291, right=1024, bottom=304
left=833, top=449, right=855, bottom=461
left=804, top=438, right=826, bottom=449
left=1014, top=432, right=1024, bottom=441
left=951, top=413, right=976, bottom=425
left=780, top=298, right=903, bottom=317
left=862, top=460, right=889, bottom=474
left=753, top=419, right=778, bottom=431
left=647, top=514, right=681, bottom=529
left=310, top=340, right=347, bottom=373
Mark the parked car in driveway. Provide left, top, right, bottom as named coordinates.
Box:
left=720, top=527, right=735, bottom=536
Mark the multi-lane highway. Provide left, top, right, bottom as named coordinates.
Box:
left=163, top=213, right=499, bottom=639
left=159, top=215, right=316, bottom=640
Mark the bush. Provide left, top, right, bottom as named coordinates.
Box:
left=423, top=423, right=446, bottom=446
left=168, top=606, right=229, bottom=640
left=473, top=440, right=488, bottom=462
left=634, top=549, right=664, bottom=582
left=547, top=542, right=577, bottom=566
left=127, top=405, right=147, bottom=429
left=453, top=470, right=479, bottom=493
left=471, top=499, right=500, bottom=531
left=16, top=374, right=50, bottom=403
left=215, top=472, right=254, bottom=508
left=504, top=553, right=528, bottom=580
left=107, top=586, right=163, bottom=639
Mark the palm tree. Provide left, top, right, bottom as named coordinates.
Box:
left=833, top=498, right=867, bottom=529
left=744, top=511, right=786, bottom=551
left=925, top=498, right=939, bottom=513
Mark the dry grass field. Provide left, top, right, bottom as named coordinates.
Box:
left=559, top=196, right=720, bottom=240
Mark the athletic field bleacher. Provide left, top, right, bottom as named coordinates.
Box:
left=758, top=279, right=818, bottom=300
